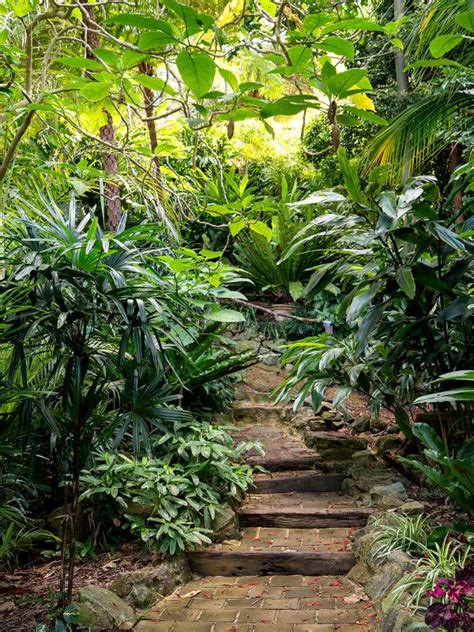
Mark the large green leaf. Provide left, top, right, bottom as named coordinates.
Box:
left=456, top=10, right=474, bottom=32
left=249, top=220, right=272, bottom=242
left=161, top=0, right=214, bottom=35
left=260, top=95, right=320, bottom=118
left=57, top=57, right=103, bottom=71
left=326, top=69, right=368, bottom=98
left=322, top=17, right=385, bottom=34
left=337, top=147, right=365, bottom=204
left=343, top=106, right=387, bottom=126
left=287, top=45, right=312, bottom=69
left=430, top=34, right=463, bottom=58
left=411, top=423, right=445, bottom=455
left=346, top=283, right=382, bottom=323
left=80, top=81, right=111, bottom=102
left=138, top=30, right=177, bottom=49
left=134, top=73, right=176, bottom=95
left=203, top=309, right=245, bottom=323
left=6, top=0, right=38, bottom=17
left=414, top=388, right=474, bottom=404
left=434, top=370, right=474, bottom=382
left=315, top=36, right=354, bottom=60
left=176, top=50, right=216, bottom=97
left=396, top=266, right=416, bottom=299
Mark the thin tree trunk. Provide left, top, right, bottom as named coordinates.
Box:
left=393, top=0, right=409, bottom=95
left=449, top=142, right=464, bottom=223
left=138, top=61, right=162, bottom=186
left=84, top=6, right=122, bottom=231
left=100, top=114, right=122, bottom=231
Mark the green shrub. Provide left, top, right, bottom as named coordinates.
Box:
left=400, top=424, right=474, bottom=517
left=80, top=421, right=257, bottom=555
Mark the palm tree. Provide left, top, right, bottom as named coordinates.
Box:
left=363, top=0, right=473, bottom=181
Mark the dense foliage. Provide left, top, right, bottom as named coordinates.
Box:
left=0, top=0, right=472, bottom=627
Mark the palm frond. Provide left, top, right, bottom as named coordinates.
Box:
left=363, top=89, right=473, bottom=181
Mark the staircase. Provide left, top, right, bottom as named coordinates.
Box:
left=134, top=401, right=377, bottom=631
left=188, top=421, right=372, bottom=578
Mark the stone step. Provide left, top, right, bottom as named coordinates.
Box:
left=187, top=549, right=355, bottom=577
left=252, top=470, right=345, bottom=494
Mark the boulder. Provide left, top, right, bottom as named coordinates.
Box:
left=346, top=462, right=403, bottom=499
left=292, top=409, right=326, bottom=433
left=76, top=585, right=136, bottom=630
left=262, top=339, right=284, bottom=351
left=365, top=550, right=415, bottom=601
left=212, top=504, right=240, bottom=542
left=371, top=416, right=390, bottom=431
left=382, top=604, right=415, bottom=632
left=352, top=415, right=371, bottom=433
left=369, top=482, right=407, bottom=509
left=109, top=557, right=190, bottom=609
left=351, top=450, right=377, bottom=466
left=374, top=435, right=402, bottom=455
left=262, top=352, right=279, bottom=366
left=235, top=339, right=260, bottom=353
left=399, top=500, right=426, bottom=515
left=305, top=431, right=368, bottom=459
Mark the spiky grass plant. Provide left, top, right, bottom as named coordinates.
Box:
left=371, top=513, right=431, bottom=561
left=388, top=538, right=471, bottom=609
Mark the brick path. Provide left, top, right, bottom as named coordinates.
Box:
left=134, top=396, right=377, bottom=631
left=135, top=575, right=376, bottom=631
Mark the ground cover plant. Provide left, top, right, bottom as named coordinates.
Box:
left=0, top=0, right=472, bottom=629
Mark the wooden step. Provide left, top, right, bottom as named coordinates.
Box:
left=239, top=506, right=371, bottom=528
left=187, top=549, right=355, bottom=576
left=252, top=470, right=345, bottom=494
left=247, top=454, right=318, bottom=471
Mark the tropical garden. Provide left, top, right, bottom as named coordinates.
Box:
left=0, top=0, right=472, bottom=629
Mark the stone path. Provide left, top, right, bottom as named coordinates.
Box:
left=135, top=399, right=377, bottom=631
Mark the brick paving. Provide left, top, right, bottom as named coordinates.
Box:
left=136, top=575, right=377, bottom=631
left=202, top=527, right=355, bottom=553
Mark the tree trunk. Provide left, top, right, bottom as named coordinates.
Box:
left=393, top=0, right=409, bottom=95
left=84, top=6, right=122, bottom=231
left=449, top=142, right=464, bottom=223
left=100, top=114, right=122, bottom=231
left=138, top=61, right=162, bottom=186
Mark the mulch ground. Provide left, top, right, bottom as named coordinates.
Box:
left=0, top=543, right=157, bottom=631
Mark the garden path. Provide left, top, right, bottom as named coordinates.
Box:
left=134, top=367, right=377, bottom=632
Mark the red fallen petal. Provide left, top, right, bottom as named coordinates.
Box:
left=149, top=619, right=161, bottom=623
left=226, top=628, right=237, bottom=632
